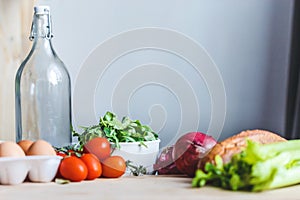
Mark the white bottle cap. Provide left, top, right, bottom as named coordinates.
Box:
left=34, top=6, right=50, bottom=15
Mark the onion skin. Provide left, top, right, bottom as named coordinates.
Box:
left=153, top=146, right=182, bottom=175
left=174, top=132, right=217, bottom=177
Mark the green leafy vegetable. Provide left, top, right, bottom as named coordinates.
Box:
left=192, top=139, right=300, bottom=192
left=126, top=160, right=147, bottom=176
left=73, top=111, right=158, bottom=150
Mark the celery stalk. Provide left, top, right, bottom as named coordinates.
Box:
left=253, top=165, right=300, bottom=191
left=244, top=140, right=300, bottom=161
left=192, top=139, right=300, bottom=192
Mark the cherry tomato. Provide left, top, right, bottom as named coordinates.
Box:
left=56, top=151, right=67, bottom=157
left=59, top=156, right=88, bottom=182
left=83, top=137, right=111, bottom=161
left=80, top=153, right=102, bottom=180
left=67, top=149, right=77, bottom=156
left=101, top=156, right=126, bottom=178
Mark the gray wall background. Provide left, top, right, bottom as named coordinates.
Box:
left=37, top=0, right=294, bottom=147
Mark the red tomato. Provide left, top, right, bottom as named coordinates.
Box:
left=80, top=153, right=102, bottom=180
left=67, top=149, right=77, bottom=156
left=83, top=137, right=111, bottom=161
left=59, top=156, right=88, bottom=182
left=56, top=151, right=67, bottom=157
left=101, top=156, right=126, bottom=178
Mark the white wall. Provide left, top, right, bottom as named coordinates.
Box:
left=36, top=0, right=294, bottom=147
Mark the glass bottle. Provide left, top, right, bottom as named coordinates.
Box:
left=15, top=6, right=72, bottom=147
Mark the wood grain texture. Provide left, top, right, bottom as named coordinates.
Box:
left=0, top=175, right=299, bottom=200
left=0, top=0, right=33, bottom=141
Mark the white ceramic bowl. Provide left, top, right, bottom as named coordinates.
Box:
left=0, top=155, right=62, bottom=185
left=111, top=139, right=160, bottom=174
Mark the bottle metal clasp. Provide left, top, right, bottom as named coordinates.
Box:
left=29, top=6, right=53, bottom=41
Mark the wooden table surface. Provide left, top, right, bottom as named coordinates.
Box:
left=1, top=175, right=299, bottom=200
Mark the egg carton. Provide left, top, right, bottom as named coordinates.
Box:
left=0, top=155, right=62, bottom=185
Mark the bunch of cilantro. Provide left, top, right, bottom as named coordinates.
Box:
left=73, top=111, right=158, bottom=150
left=192, top=140, right=300, bottom=191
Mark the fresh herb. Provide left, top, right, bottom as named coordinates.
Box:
left=192, top=139, right=300, bottom=191
left=126, top=160, right=147, bottom=176
left=73, top=111, right=158, bottom=149
left=54, top=144, right=82, bottom=157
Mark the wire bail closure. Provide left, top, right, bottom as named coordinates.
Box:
left=29, top=6, right=53, bottom=41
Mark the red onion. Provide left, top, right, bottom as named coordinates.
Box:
left=153, top=146, right=182, bottom=175
left=174, top=132, right=217, bottom=177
